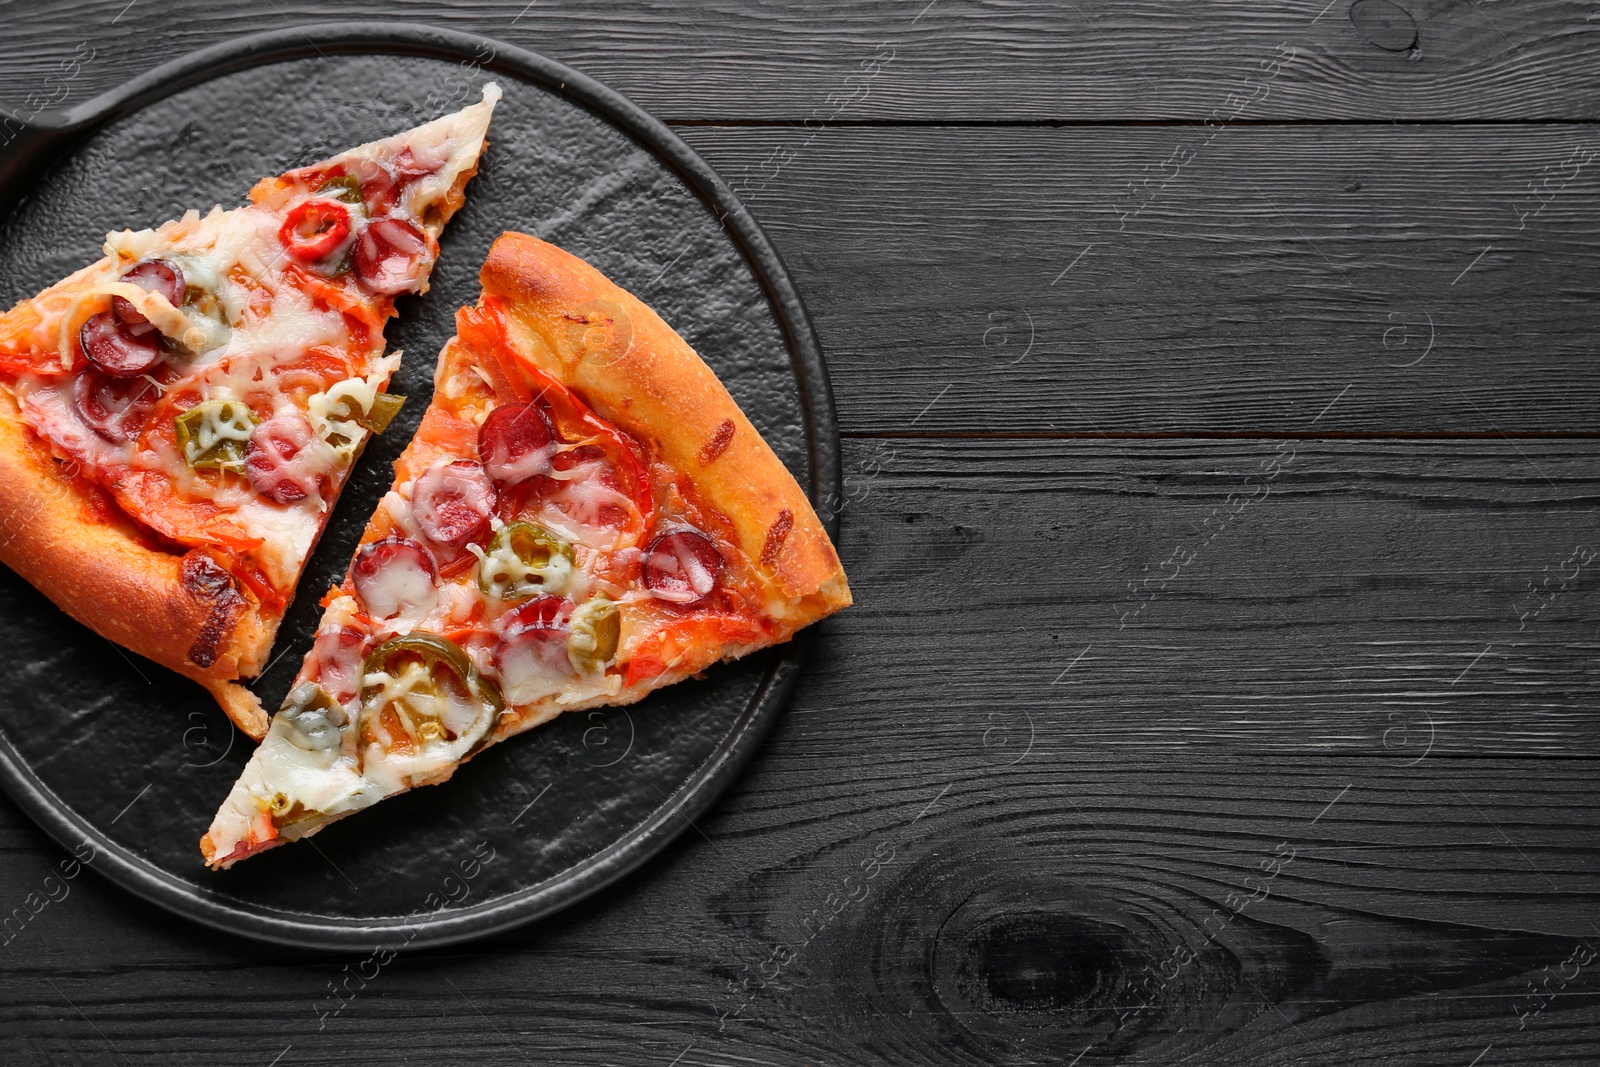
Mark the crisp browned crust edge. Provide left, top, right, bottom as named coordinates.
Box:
left=0, top=108, right=497, bottom=742
left=0, top=390, right=272, bottom=737
left=198, top=232, right=852, bottom=867
left=478, top=232, right=852, bottom=627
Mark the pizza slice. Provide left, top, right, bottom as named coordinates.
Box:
left=0, top=86, right=500, bottom=738
left=201, top=232, right=851, bottom=867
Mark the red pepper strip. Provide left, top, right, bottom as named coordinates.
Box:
left=230, top=558, right=287, bottom=614
left=624, top=614, right=767, bottom=687
left=279, top=199, right=351, bottom=263
left=455, top=304, right=531, bottom=405
left=281, top=264, right=384, bottom=346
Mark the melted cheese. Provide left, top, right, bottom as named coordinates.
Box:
left=399, top=83, right=501, bottom=222
left=468, top=518, right=578, bottom=601
left=248, top=736, right=369, bottom=817
left=359, top=550, right=439, bottom=622
left=261, top=415, right=341, bottom=503
left=235, top=500, right=320, bottom=588
left=181, top=400, right=253, bottom=461
left=306, top=351, right=401, bottom=460
left=15, top=376, right=127, bottom=469
left=357, top=660, right=495, bottom=794
left=532, top=458, right=644, bottom=552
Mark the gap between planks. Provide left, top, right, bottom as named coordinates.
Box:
left=668, top=116, right=1600, bottom=129
left=841, top=430, right=1600, bottom=441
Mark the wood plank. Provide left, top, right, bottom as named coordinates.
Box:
left=4, top=1, right=1600, bottom=123
left=677, top=123, right=1600, bottom=432
left=804, top=438, right=1600, bottom=757
left=1, top=755, right=1596, bottom=1065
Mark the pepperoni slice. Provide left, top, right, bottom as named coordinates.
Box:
left=352, top=536, right=439, bottom=620
left=412, top=460, right=496, bottom=551
left=345, top=157, right=397, bottom=212
left=84, top=259, right=180, bottom=379
left=340, top=149, right=442, bottom=214
left=244, top=413, right=319, bottom=504
left=391, top=146, right=444, bottom=184
left=644, top=529, right=723, bottom=605
left=79, top=310, right=163, bottom=378
left=114, top=259, right=184, bottom=326
left=353, top=217, right=429, bottom=295
left=493, top=595, right=575, bottom=702
left=311, top=626, right=367, bottom=704
left=72, top=370, right=160, bottom=443
left=478, top=402, right=555, bottom=484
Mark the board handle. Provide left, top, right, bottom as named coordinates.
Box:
left=0, top=107, right=81, bottom=222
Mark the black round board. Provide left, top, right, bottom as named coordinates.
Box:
left=0, top=25, right=839, bottom=951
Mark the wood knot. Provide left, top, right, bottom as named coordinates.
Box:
left=951, top=910, right=1123, bottom=1014
left=1350, top=0, right=1418, bottom=52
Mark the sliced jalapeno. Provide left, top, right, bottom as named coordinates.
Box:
left=175, top=399, right=258, bottom=472
left=359, top=634, right=503, bottom=753
left=354, top=392, right=405, bottom=434
left=476, top=521, right=575, bottom=601
left=317, top=173, right=366, bottom=206
left=327, top=391, right=405, bottom=441
left=567, top=597, right=620, bottom=674
left=277, top=682, right=348, bottom=753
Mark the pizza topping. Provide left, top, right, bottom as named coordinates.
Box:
left=472, top=520, right=574, bottom=602
left=175, top=398, right=258, bottom=471
left=115, top=259, right=186, bottom=326
left=348, top=391, right=406, bottom=434
left=360, top=633, right=502, bottom=754
left=478, top=401, right=556, bottom=483
left=79, top=308, right=164, bottom=378
left=392, top=146, right=447, bottom=185
left=332, top=149, right=443, bottom=216
left=243, top=412, right=326, bottom=504
left=353, top=217, right=429, bottom=295
left=311, top=625, right=368, bottom=705
left=316, top=174, right=366, bottom=206
left=644, top=529, right=722, bottom=605
left=345, top=158, right=399, bottom=213
left=567, top=596, right=621, bottom=674
left=72, top=369, right=160, bottom=443
left=305, top=352, right=403, bottom=458
left=279, top=199, right=354, bottom=266
left=352, top=536, right=438, bottom=620
left=413, top=459, right=496, bottom=551
left=278, top=683, right=348, bottom=753
left=491, top=595, right=575, bottom=704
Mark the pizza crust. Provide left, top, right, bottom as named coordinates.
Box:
left=478, top=232, right=852, bottom=625
left=0, top=390, right=273, bottom=736
left=0, top=94, right=500, bottom=741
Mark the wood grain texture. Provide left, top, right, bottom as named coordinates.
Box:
left=1, top=756, right=1597, bottom=1065
left=6, top=0, right=1600, bottom=122
left=811, top=438, right=1600, bottom=758
left=3, top=3, right=1599, bottom=1066
left=3, top=438, right=1598, bottom=1066
left=678, top=123, right=1600, bottom=433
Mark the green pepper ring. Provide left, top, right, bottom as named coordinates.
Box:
left=477, top=521, right=574, bottom=601
left=174, top=399, right=259, bottom=473
left=359, top=634, right=504, bottom=748
left=567, top=597, right=621, bottom=674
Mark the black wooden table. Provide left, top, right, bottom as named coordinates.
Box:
left=4, top=2, right=1599, bottom=1064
